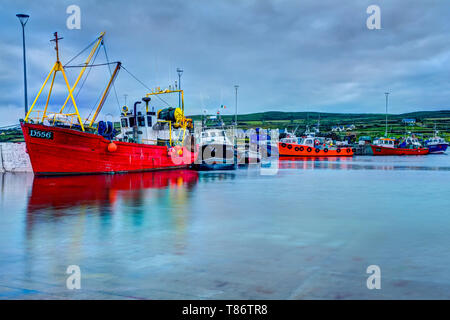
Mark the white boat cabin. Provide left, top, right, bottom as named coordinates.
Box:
left=373, top=138, right=396, bottom=148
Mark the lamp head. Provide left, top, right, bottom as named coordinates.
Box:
left=16, top=14, right=30, bottom=26
left=177, top=68, right=183, bottom=76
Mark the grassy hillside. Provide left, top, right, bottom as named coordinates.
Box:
left=189, top=110, right=450, bottom=139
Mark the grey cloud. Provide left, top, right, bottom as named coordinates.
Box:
left=1, top=0, right=449, bottom=126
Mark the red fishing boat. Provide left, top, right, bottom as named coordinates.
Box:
left=279, top=135, right=354, bottom=157
left=370, top=138, right=429, bottom=156
left=21, top=32, right=198, bottom=176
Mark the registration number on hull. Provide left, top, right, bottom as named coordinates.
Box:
left=29, top=129, right=54, bottom=140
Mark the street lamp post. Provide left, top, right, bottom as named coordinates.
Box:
left=234, top=85, right=239, bottom=126
left=177, top=68, right=183, bottom=109
left=16, top=13, right=30, bottom=117
left=384, top=92, right=390, bottom=137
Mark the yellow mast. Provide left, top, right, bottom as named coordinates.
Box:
left=24, top=32, right=106, bottom=132
left=58, top=32, right=105, bottom=116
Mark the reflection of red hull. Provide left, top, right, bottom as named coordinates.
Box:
left=370, top=145, right=429, bottom=155
left=21, top=123, right=198, bottom=175
left=278, top=142, right=353, bottom=157
left=27, top=170, right=199, bottom=212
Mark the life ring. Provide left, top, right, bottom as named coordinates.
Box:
left=324, top=148, right=328, bottom=153
left=315, top=148, right=320, bottom=153
left=281, top=143, right=286, bottom=148
left=287, top=144, right=292, bottom=149
left=307, top=147, right=312, bottom=152
left=346, top=148, right=351, bottom=153
left=295, top=147, right=300, bottom=152
left=299, top=146, right=304, bottom=151
left=336, top=148, right=341, bottom=153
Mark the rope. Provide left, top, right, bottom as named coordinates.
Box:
left=74, top=45, right=101, bottom=100
left=63, top=37, right=100, bottom=67
left=102, top=41, right=121, bottom=111
left=84, top=80, right=110, bottom=125
left=65, top=43, right=102, bottom=114
left=121, top=65, right=171, bottom=107
left=64, top=62, right=119, bottom=68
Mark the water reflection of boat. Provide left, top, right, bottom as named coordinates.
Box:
left=278, top=157, right=354, bottom=170
left=27, top=170, right=199, bottom=213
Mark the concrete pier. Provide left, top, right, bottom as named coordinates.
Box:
left=0, top=143, right=32, bottom=173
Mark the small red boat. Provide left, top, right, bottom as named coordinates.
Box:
left=370, top=137, right=429, bottom=156
left=21, top=32, right=198, bottom=176
left=278, top=135, right=354, bottom=157
left=370, top=145, right=429, bottom=155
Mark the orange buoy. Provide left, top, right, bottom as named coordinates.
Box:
left=108, top=142, right=117, bottom=152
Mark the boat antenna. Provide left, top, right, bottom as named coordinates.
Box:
left=384, top=92, right=390, bottom=137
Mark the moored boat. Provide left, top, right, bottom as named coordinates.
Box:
left=278, top=135, right=354, bottom=157
left=425, top=131, right=448, bottom=154
left=193, top=128, right=236, bottom=171
left=21, top=32, right=198, bottom=176
left=370, top=137, right=429, bottom=156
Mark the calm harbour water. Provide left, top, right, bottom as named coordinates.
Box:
left=0, top=155, right=449, bottom=299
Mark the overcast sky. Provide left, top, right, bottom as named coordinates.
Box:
left=1, top=0, right=450, bottom=126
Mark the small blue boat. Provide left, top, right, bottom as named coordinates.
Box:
left=425, top=132, right=448, bottom=154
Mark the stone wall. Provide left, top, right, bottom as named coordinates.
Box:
left=0, top=142, right=32, bottom=172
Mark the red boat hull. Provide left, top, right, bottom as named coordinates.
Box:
left=278, top=142, right=354, bottom=157
left=21, top=123, right=198, bottom=176
left=370, top=145, right=429, bottom=155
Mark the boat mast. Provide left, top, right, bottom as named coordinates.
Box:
left=57, top=32, right=105, bottom=116
left=24, top=32, right=106, bottom=132
left=384, top=92, right=389, bottom=137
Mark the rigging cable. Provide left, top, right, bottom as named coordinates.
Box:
left=64, top=62, right=119, bottom=68
left=102, top=41, right=121, bottom=112
left=63, top=37, right=100, bottom=67
left=65, top=42, right=102, bottom=114
left=121, top=65, right=171, bottom=107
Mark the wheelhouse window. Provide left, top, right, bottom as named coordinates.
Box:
left=147, top=116, right=152, bottom=127
left=138, top=116, right=145, bottom=127
left=129, top=116, right=136, bottom=127
left=121, top=118, right=128, bottom=128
